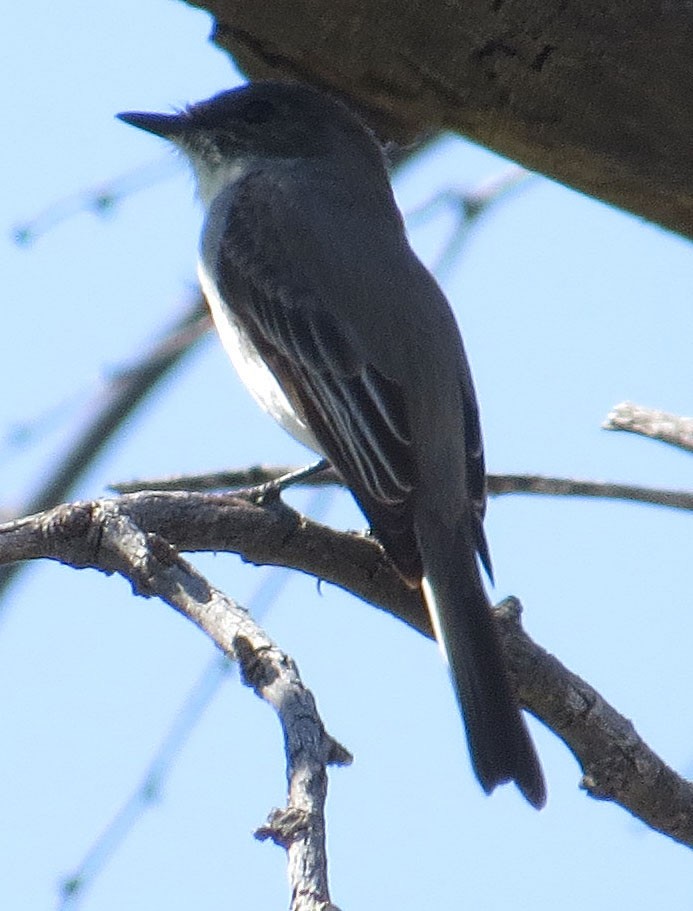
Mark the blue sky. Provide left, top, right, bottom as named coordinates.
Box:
left=3, top=1, right=693, bottom=908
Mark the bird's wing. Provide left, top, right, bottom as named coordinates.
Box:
left=249, top=289, right=415, bottom=510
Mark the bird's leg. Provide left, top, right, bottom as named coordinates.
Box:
left=251, top=458, right=331, bottom=503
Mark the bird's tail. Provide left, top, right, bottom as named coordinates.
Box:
left=419, top=519, right=546, bottom=809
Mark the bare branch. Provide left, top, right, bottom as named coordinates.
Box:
left=15, top=499, right=349, bottom=911
left=487, top=474, right=693, bottom=512
left=113, top=467, right=693, bottom=513
left=405, top=166, right=533, bottom=276
left=2, top=491, right=692, bottom=848
left=604, top=402, right=693, bottom=455
left=57, top=486, right=336, bottom=909
left=495, top=599, right=693, bottom=847
left=11, top=157, right=178, bottom=247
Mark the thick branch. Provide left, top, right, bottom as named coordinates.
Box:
left=187, top=0, right=693, bottom=238
left=1, top=492, right=692, bottom=847
left=496, top=598, right=693, bottom=847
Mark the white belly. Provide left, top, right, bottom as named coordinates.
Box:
left=197, top=259, right=322, bottom=454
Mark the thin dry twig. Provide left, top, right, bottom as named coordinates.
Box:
left=406, top=166, right=533, bottom=275
left=487, top=474, right=693, bottom=511
left=1, top=491, right=692, bottom=850
left=113, top=466, right=693, bottom=513
left=11, top=157, right=179, bottom=247
left=604, top=402, right=693, bottom=454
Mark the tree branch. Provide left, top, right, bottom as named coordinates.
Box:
left=2, top=490, right=692, bottom=848
left=603, top=402, right=693, bottom=455
left=113, top=467, right=693, bottom=513
left=23, top=499, right=350, bottom=911
left=488, top=474, right=693, bottom=512
left=496, top=598, right=693, bottom=847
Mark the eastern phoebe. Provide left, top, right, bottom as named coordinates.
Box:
left=118, top=81, right=545, bottom=808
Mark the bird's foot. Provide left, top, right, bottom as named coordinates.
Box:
left=251, top=458, right=331, bottom=505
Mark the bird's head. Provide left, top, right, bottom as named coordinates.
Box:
left=118, top=81, right=387, bottom=206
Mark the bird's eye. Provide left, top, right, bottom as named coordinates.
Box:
left=243, top=98, right=275, bottom=124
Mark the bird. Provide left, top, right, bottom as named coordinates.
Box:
left=118, top=80, right=546, bottom=808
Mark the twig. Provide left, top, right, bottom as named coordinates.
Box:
left=11, top=157, right=179, bottom=247
left=406, top=166, right=532, bottom=275
left=59, top=654, right=234, bottom=909
left=603, top=402, right=693, bottom=454
left=112, top=466, right=693, bottom=513
left=1, top=491, right=692, bottom=849
left=487, top=473, right=693, bottom=511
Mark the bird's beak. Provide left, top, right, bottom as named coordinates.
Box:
left=116, top=110, right=187, bottom=140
